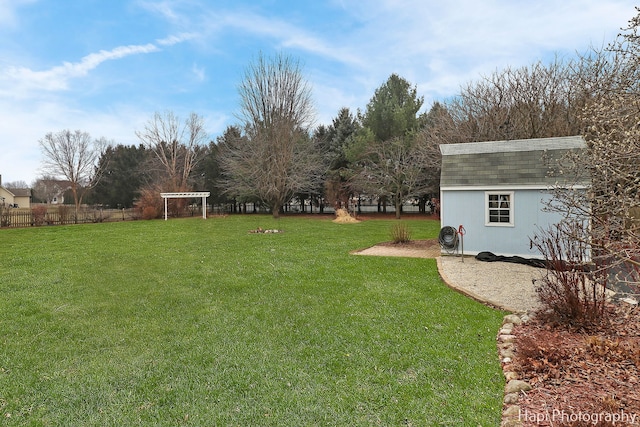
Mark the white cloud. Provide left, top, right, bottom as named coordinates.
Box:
left=152, top=0, right=637, bottom=124
left=1, top=43, right=160, bottom=95
left=157, top=32, right=198, bottom=46
left=137, top=0, right=195, bottom=29
left=0, top=100, right=148, bottom=184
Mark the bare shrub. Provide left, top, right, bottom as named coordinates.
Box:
left=86, top=207, right=110, bottom=223
left=142, top=206, right=158, bottom=220
left=135, top=185, right=163, bottom=220
left=325, top=177, right=350, bottom=212
left=531, top=221, right=608, bottom=328
left=57, top=205, right=70, bottom=224
left=390, top=222, right=412, bottom=244
left=0, top=204, right=9, bottom=227
left=31, top=205, right=48, bottom=226
left=168, top=197, right=188, bottom=218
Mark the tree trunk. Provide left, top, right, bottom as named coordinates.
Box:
left=71, top=184, right=80, bottom=224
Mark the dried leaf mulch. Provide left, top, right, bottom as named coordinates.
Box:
left=508, top=303, right=640, bottom=426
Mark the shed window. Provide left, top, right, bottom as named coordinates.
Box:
left=486, top=192, right=514, bottom=226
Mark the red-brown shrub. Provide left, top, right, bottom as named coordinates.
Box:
left=31, top=205, right=48, bottom=226
left=531, top=221, right=608, bottom=328
left=142, top=206, right=159, bottom=220
left=57, top=204, right=70, bottom=224
left=134, top=185, right=163, bottom=220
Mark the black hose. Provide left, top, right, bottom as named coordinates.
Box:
left=438, top=226, right=459, bottom=252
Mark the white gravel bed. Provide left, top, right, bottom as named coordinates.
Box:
left=437, top=255, right=544, bottom=313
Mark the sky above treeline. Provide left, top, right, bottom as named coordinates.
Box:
left=0, top=0, right=637, bottom=185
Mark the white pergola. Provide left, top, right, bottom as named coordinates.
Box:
left=160, top=192, right=210, bottom=220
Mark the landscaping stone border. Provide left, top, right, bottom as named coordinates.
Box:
left=499, top=313, right=531, bottom=427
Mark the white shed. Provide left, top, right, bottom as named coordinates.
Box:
left=439, top=136, right=587, bottom=258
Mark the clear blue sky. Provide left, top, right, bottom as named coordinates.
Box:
left=0, top=0, right=637, bottom=185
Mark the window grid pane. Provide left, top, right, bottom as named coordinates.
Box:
left=487, top=193, right=511, bottom=224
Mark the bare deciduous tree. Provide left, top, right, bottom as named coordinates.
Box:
left=136, top=111, right=209, bottom=192
left=577, top=45, right=640, bottom=293
left=413, top=102, right=456, bottom=197
left=352, top=138, right=432, bottom=219
left=39, top=130, right=109, bottom=215
left=430, top=58, right=586, bottom=145
left=219, top=52, right=319, bottom=218
left=415, top=58, right=595, bottom=214
left=580, top=95, right=640, bottom=296
left=541, top=10, right=640, bottom=305
left=2, top=180, right=29, bottom=189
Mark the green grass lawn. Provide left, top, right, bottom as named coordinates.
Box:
left=0, top=215, right=506, bottom=426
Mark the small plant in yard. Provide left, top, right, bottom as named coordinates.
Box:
left=141, top=206, right=158, bottom=220
left=390, top=221, right=412, bottom=243
left=531, top=220, right=608, bottom=328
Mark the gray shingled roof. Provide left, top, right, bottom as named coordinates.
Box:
left=439, top=136, right=587, bottom=188
left=10, top=188, right=32, bottom=197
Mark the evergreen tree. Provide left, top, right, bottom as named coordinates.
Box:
left=89, top=144, right=148, bottom=208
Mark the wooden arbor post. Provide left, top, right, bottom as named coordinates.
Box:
left=160, top=192, right=211, bottom=220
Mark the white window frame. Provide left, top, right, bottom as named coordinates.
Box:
left=485, top=191, right=514, bottom=227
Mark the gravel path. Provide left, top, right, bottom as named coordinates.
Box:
left=438, top=255, right=543, bottom=313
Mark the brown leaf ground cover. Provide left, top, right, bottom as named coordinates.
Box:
left=509, top=304, right=640, bottom=426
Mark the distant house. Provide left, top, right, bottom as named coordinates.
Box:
left=34, top=178, right=72, bottom=205
left=439, top=136, right=588, bottom=258
left=50, top=190, right=67, bottom=205
left=0, top=175, right=31, bottom=209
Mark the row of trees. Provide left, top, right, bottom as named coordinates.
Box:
left=36, top=10, right=640, bottom=229
left=36, top=57, right=440, bottom=219
left=26, top=53, right=610, bottom=220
